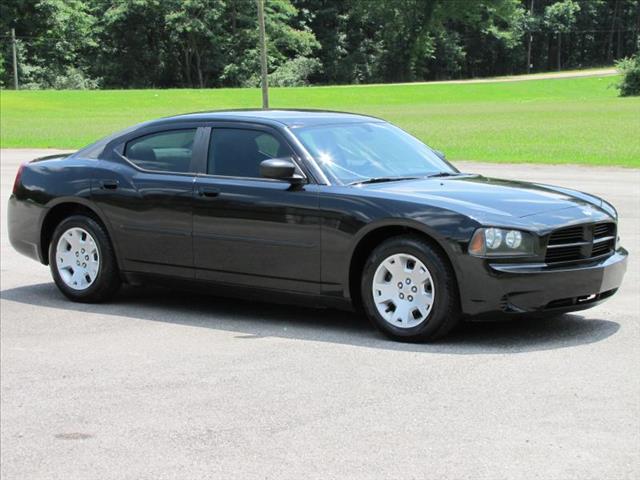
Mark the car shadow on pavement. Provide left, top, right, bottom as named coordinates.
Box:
left=1, top=282, right=621, bottom=355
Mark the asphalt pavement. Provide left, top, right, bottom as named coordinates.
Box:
left=1, top=149, right=638, bottom=480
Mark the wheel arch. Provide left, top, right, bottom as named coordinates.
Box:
left=347, top=220, right=461, bottom=312
left=40, top=199, right=117, bottom=266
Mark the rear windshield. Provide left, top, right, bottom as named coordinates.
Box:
left=74, top=124, right=145, bottom=159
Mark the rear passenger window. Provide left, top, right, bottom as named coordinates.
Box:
left=208, top=129, right=292, bottom=177
left=125, top=129, right=197, bottom=173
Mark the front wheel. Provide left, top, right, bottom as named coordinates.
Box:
left=49, top=215, right=120, bottom=303
left=360, top=235, right=460, bottom=342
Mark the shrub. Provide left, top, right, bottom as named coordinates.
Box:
left=19, top=64, right=100, bottom=90
left=269, top=57, right=321, bottom=87
left=50, top=67, right=101, bottom=90
left=616, top=54, right=640, bottom=97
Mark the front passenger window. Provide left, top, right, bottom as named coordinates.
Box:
left=125, top=129, right=197, bottom=173
left=208, top=129, right=292, bottom=178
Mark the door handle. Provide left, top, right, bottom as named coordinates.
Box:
left=198, top=187, right=220, bottom=198
left=99, top=180, right=119, bottom=190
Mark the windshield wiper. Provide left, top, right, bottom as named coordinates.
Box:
left=426, top=171, right=462, bottom=178
left=349, top=176, right=420, bottom=186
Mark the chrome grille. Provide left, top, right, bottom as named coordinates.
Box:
left=545, top=222, right=616, bottom=264
left=547, top=225, right=584, bottom=245
left=594, top=223, right=615, bottom=239
left=545, top=244, right=583, bottom=263
left=591, top=241, right=612, bottom=257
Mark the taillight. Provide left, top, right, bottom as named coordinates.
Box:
left=12, top=163, right=26, bottom=194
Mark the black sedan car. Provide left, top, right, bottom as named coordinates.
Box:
left=8, top=110, right=628, bottom=341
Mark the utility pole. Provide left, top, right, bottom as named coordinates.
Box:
left=257, top=0, right=269, bottom=109
left=11, top=28, right=19, bottom=90
left=526, top=0, right=534, bottom=74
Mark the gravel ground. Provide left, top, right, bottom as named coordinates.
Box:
left=1, top=149, right=639, bottom=480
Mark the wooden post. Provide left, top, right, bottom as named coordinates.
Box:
left=11, top=28, right=19, bottom=90
left=526, top=0, right=534, bottom=73
left=257, top=0, right=269, bottom=109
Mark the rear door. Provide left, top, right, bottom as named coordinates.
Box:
left=92, top=126, right=206, bottom=278
left=192, top=124, right=321, bottom=293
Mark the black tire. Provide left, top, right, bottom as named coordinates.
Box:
left=360, top=235, right=460, bottom=342
left=48, top=215, right=120, bottom=303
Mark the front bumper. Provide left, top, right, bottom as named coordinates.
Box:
left=459, top=248, right=628, bottom=317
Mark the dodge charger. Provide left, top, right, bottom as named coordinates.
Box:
left=8, top=110, right=628, bottom=341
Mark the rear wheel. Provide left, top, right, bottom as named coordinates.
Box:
left=360, top=235, right=460, bottom=342
left=49, top=215, right=120, bottom=302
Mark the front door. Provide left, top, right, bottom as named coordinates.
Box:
left=192, top=126, right=320, bottom=293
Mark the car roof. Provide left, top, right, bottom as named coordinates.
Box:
left=152, top=109, right=384, bottom=129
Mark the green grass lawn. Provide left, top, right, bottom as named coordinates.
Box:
left=1, top=74, right=639, bottom=166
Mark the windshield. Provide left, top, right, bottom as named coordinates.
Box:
left=294, top=122, right=455, bottom=184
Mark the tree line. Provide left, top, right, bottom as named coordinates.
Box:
left=1, top=0, right=639, bottom=89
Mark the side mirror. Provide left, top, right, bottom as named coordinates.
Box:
left=260, top=158, right=305, bottom=184
left=433, top=149, right=446, bottom=160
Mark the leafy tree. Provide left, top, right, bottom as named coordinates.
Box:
left=544, top=0, right=580, bottom=70
left=1, top=0, right=98, bottom=88
left=1, top=0, right=639, bottom=88
left=164, top=0, right=226, bottom=88
left=227, top=0, right=319, bottom=87
left=91, top=0, right=176, bottom=88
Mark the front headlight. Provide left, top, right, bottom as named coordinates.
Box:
left=468, top=228, right=536, bottom=257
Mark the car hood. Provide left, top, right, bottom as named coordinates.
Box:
left=361, top=175, right=615, bottom=221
